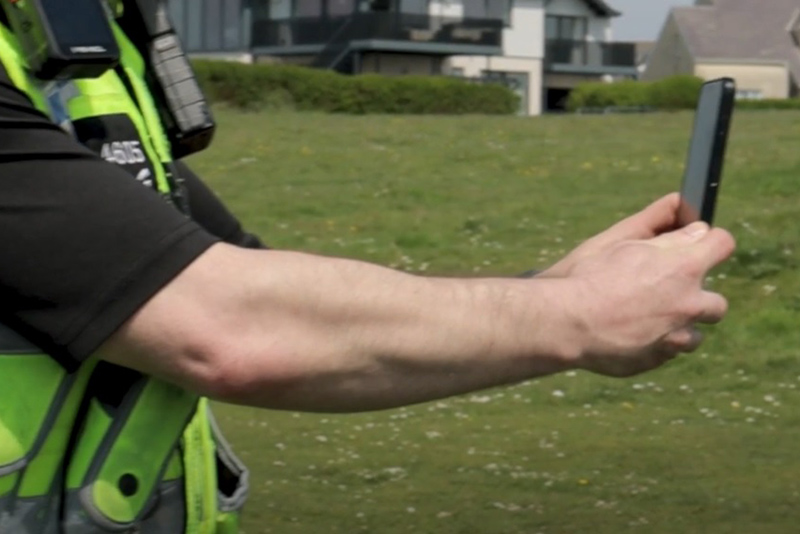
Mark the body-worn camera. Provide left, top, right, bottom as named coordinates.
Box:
left=1, top=0, right=215, bottom=158
left=2, top=0, right=120, bottom=79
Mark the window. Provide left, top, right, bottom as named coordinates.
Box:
left=462, top=0, right=483, bottom=18
left=400, top=0, right=427, bottom=15
left=222, top=0, right=242, bottom=49
left=545, top=15, right=588, bottom=41
left=463, top=0, right=511, bottom=22
left=204, top=0, right=222, bottom=50
left=168, top=0, right=186, bottom=43
left=329, top=0, right=355, bottom=16
left=369, top=0, right=391, bottom=11
left=545, top=15, right=588, bottom=64
left=736, top=89, right=763, bottom=100
left=185, top=2, right=202, bottom=51
left=485, top=1, right=511, bottom=23
left=294, top=0, right=322, bottom=16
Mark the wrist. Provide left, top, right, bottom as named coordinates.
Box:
left=502, top=278, right=586, bottom=376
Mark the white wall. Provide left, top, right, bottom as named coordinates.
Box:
left=504, top=0, right=545, bottom=58
left=696, top=61, right=791, bottom=99
left=447, top=55, right=544, bottom=115
left=429, top=0, right=547, bottom=59
left=445, top=0, right=549, bottom=115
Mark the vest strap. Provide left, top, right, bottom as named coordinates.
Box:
left=65, top=374, right=198, bottom=529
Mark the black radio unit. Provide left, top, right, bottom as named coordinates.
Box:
left=1, top=0, right=216, bottom=158
left=118, top=0, right=216, bottom=159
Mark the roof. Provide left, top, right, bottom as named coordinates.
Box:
left=583, top=0, right=621, bottom=17
left=634, top=41, right=656, bottom=65
left=671, top=0, right=800, bottom=84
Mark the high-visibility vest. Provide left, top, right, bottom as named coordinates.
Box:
left=0, top=17, right=248, bottom=534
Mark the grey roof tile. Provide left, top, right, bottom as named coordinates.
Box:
left=672, top=0, right=800, bottom=84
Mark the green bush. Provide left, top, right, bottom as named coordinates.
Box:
left=192, top=60, right=519, bottom=115
left=567, top=79, right=651, bottom=110
left=647, top=74, right=704, bottom=110
left=566, top=75, right=704, bottom=112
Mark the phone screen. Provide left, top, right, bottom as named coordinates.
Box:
left=677, top=78, right=735, bottom=226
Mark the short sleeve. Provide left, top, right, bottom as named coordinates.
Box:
left=0, top=67, right=219, bottom=370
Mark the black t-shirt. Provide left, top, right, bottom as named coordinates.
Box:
left=0, top=67, right=263, bottom=371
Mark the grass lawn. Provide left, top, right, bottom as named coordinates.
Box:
left=186, top=108, right=800, bottom=534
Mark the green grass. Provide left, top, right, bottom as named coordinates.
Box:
left=186, top=108, right=800, bottom=533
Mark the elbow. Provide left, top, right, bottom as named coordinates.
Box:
left=174, top=340, right=242, bottom=403
left=175, top=327, right=301, bottom=407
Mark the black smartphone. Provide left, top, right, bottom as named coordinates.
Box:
left=677, top=77, right=736, bottom=226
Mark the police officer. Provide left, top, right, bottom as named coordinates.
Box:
left=0, top=1, right=735, bottom=533
left=1, top=1, right=253, bottom=532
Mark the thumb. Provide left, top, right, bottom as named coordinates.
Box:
left=650, top=221, right=710, bottom=249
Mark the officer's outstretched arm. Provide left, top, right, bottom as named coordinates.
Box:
left=97, top=196, right=735, bottom=413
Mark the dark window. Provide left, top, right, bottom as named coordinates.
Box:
left=369, top=0, right=391, bottom=11
left=294, top=0, right=323, bottom=16
left=222, top=0, right=242, bottom=49
left=546, top=15, right=589, bottom=64
left=168, top=0, right=186, bottom=41
left=463, top=0, right=511, bottom=22
left=251, top=0, right=270, bottom=18
left=400, top=0, right=427, bottom=14
left=462, top=0, right=484, bottom=18
left=485, top=1, right=511, bottom=23
left=185, top=1, right=202, bottom=50
left=545, top=15, right=558, bottom=39
left=329, top=0, right=355, bottom=16
left=545, top=15, right=588, bottom=40
left=204, top=0, right=223, bottom=50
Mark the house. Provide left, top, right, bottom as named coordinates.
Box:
left=167, top=0, right=638, bottom=115
left=446, top=0, right=637, bottom=114
left=642, top=0, right=800, bottom=99
left=167, top=0, right=251, bottom=57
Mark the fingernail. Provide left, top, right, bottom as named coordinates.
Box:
left=684, top=222, right=709, bottom=239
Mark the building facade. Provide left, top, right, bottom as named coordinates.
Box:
left=643, top=0, right=800, bottom=100
left=168, top=0, right=637, bottom=114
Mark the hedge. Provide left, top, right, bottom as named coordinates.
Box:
left=567, top=76, right=800, bottom=113
left=735, top=98, right=800, bottom=110
left=567, top=75, right=705, bottom=112
left=192, top=60, right=520, bottom=115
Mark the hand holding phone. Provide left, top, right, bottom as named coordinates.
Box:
left=677, top=78, right=736, bottom=227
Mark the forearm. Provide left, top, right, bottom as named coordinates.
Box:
left=99, top=244, right=579, bottom=412
left=233, top=250, right=578, bottom=411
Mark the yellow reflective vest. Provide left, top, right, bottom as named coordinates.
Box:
left=0, top=16, right=247, bottom=534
